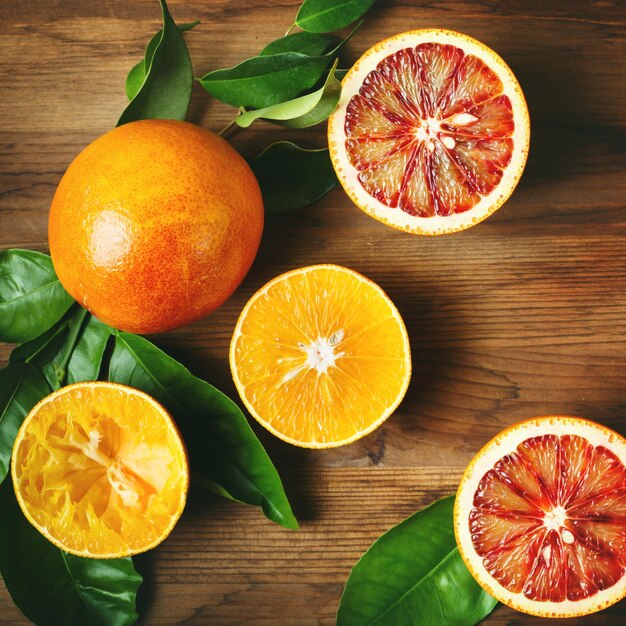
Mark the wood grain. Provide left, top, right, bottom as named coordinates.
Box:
left=1, top=0, right=626, bottom=624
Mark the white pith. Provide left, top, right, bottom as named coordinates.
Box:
left=454, top=416, right=626, bottom=617
left=543, top=506, right=567, bottom=532
left=280, top=332, right=346, bottom=383
left=328, top=29, right=531, bottom=235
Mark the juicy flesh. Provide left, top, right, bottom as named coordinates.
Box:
left=233, top=269, right=409, bottom=444
left=345, top=43, right=514, bottom=217
left=471, top=434, right=626, bottom=602
left=13, top=386, right=187, bottom=556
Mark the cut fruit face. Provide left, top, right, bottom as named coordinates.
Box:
left=11, top=382, right=189, bottom=558
left=229, top=265, right=411, bottom=448
left=455, top=416, right=626, bottom=617
left=328, top=29, right=530, bottom=234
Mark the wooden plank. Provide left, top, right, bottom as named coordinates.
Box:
left=1, top=0, right=625, bottom=624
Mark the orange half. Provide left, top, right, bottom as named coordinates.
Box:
left=328, top=29, right=530, bottom=234
left=455, top=416, right=626, bottom=617
left=230, top=265, right=411, bottom=448
left=11, top=381, right=189, bottom=558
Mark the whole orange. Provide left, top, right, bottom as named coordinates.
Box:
left=49, top=119, right=264, bottom=334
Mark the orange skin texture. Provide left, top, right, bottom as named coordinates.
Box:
left=49, top=119, right=264, bottom=334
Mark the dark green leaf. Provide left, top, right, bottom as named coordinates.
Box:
left=0, top=364, right=50, bottom=484
left=260, top=31, right=341, bottom=57
left=236, top=60, right=340, bottom=128
left=9, top=307, right=88, bottom=390
left=67, top=316, right=113, bottom=384
left=0, top=479, right=141, bottom=626
left=199, top=52, right=330, bottom=109
left=0, top=249, right=73, bottom=343
left=337, top=496, right=498, bottom=626
left=126, top=21, right=200, bottom=101
left=296, top=0, right=375, bottom=33
left=108, top=332, right=297, bottom=530
left=199, top=24, right=356, bottom=109
left=9, top=311, right=74, bottom=369
left=118, top=0, right=193, bottom=125
left=250, top=142, right=338, bottom=212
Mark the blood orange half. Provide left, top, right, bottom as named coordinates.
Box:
left=454, top=416, right=626, bottom=617
left=328, top=29, right=530, bottom=234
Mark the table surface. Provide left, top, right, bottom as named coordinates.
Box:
left=1, top=1, right=626, bottom=624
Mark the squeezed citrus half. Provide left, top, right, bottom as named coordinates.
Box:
left=11, top=382, right=189, bottom=558
left=230, top=265, right=411, bottom=447
left=328, top=29, right=530, bottom=234
left=455, top=416, right=626, bottom=617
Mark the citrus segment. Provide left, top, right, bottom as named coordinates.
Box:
left=455, top=416, right=626, bottom=617
left=230, top=265, right=411, bottom=448
left=329, top=29, right=530, bottom=234
left=11, top=382, right=188, bottom=558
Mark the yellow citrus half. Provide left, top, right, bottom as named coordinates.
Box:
left=328, top=29, right=530, bottom=234
left=11, top=382, right=189, bottom=558
left=455, top=416, right=626, bottom=617
left=230, top=265, right=411, bottom=448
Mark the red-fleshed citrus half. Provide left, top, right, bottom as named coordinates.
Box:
left=328, top=29, right=530, bottom=234
left=454, top=416, right=626, bottom=617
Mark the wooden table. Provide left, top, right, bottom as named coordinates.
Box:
left=1, top=1, right=625, bottom=624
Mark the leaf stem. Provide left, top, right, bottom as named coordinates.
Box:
left=217, top=107, right=244, bottom=137
left=285, top=23, right=296, bottom=36
left=56, top=308, right=88, bottom=385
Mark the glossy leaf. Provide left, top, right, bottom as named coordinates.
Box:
left=9, top=310, right=74, bottom=368
left=296, top=0, right=375, bottom=33
left=199, top=25, right=355, bottom=109
left=199, top=52, right=330, bottom=109
left=0, top=364, right=50, bottom=484
left=67, top=316, right=113, bottom=384
left=260, top=31, right=340, bottom=57
left=118, top=0, right=193, bottom=125
left=126, top=21, right=200, bottom=101
left=250, top=142, right=337, bottom=212
left=236, top=60, right=340, bottom=128
left=0, top=479, right=141, bottom=626
left=9, top=306, right=88, bottom=390
left=337, top=496, right=498, bottom=626
left=0, top=249, right=73, bottom=343
left=108, top=332, right=297, bottom=530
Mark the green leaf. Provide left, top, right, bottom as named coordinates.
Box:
left=0, top=479, right=141, bottom=626
left=126, top=21, right=200, bottom=101
left=236, top=59, right=341, bottom=129
left=199, top=52, right=330, bottom=109
left=337, top=496, right=498, bottom=626
left=0, top=249, right=73, bottom=343
left=118, top=0, right=193, bottom=125
left=108, top=332, right=297, bottom=530
left=250, top=142, right=338, bottom=212
left=296, top=0, right=375, bottom=33
left=10, top=307, right=88, bottom=390
left=260, top=31, right=340, bottom=57
left=125, top=62, right=146, bottom=102
left=9, top=311, right=73, bottom=368
left=199, top=25, right=356, bottom=109
left=0, top=364, right=50, bottom=485
left=67, top=316, right=113, bottom=384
